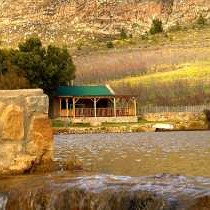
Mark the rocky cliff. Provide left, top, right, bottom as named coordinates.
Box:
left=0, top=89, right=53, bottom=175
left=0, top=0, right=210, bottom=47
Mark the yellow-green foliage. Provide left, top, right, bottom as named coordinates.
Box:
left=110, top=61, right=210, bottom=88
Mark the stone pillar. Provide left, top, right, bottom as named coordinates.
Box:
left=0, top=89, right=53, bottom=175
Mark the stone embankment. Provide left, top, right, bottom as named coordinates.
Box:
left=53, top=111, right=208, bottom=134
left=53, top=124, right=155, bottom=135
left=0, top=89, right=53, bottom=175
left=141, top=112, right=208, bottom=130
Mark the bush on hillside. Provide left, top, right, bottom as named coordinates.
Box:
left=150, top=18, right=163, bottom=35
left=120, top=28, right=128, bottom=39
left=106, top=41, right=114, bottom=48
left=168, top=22, right=181, bottom=32
left=197, top=14, right=206, bottom=25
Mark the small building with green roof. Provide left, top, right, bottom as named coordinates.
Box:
left=52, top=85, right=137, bottom=123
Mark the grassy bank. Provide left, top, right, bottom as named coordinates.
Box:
left=52, top=120, right=158, bottom=134
left=51, top=118, right=208, bottom=134
left=52, top=119, right=150, bottom=129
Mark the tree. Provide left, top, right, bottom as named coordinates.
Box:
left=0, top=47, right=30, bottom=90
left=11, top=37, right=76, bottom=95
left=0, top=49, right=9, bottom=77
left=0, top=67, right=29, bottom=90
left=150, top=18, right=163, bottom=35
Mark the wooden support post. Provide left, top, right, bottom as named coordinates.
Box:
left=73, top=97, right=75, bottom=118
left=94, top=98, right=97, bottom=118
left=66, top=98, right=69, bottom=117
left=133, top=98, right=137, bottom=116
left=59, top=98, right=62, bottom=117
left=114, top=97, right=116, bottom=117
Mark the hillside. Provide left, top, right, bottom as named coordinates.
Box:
left=72, top=26, right=210, bottom=105
left=0, top=0, right=210, bottom=47
left=1, top=0, right=210, bottom=105
left=109, top=61, right=210, bottom=105
left=74, top=26, right=210, bottom=83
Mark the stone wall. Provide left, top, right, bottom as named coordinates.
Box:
left=71, top=116, right=138, bottom=124
left=0, top=89, right=53, bottom=175
left=140, top=112, right=208, bottom=130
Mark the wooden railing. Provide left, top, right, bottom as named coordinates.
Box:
left=60, top=109, right=73, bottom=117
left=60, top=108, right=135, bottom=117
left=116, top=108, right=134, bottom=117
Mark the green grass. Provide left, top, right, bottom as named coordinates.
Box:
left=51, top=120, right=90, bottom=128
left=52, top=119, right=174, bottom=129
left=52, top=120, right=64, bottom=127
left=101, top=121, right=147, bottom=127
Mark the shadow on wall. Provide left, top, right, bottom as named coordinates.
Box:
left=204, top=109, right=210, bottom=129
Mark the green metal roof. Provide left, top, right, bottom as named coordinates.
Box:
left=56, top=85, right=115, bottom=97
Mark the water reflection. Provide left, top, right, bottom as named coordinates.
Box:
left=55, top=131, right=210, bottom=176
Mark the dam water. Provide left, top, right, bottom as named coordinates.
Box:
left=55, top=131, right=210, bottom=177
left=1, top=131, right=210, bottom=209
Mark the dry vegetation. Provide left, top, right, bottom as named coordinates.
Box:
left=74, top=46, right=210, bottom=84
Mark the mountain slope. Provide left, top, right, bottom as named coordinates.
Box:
left=0, top=0, right=210, bottom=47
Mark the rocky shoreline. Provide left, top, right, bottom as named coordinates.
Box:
left=53, top=123, right=155, bottom=135
left=53, top=123, right=208, bottom=135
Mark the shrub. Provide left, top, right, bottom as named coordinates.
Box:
left=169, top=22, right=181, bottom=32
left=132, top=23, right=139, bottom=29
left=106, top=41, right=114, bottom=48
left=77, top=45, right=82, bottom=50
left=141, top=33, right=149, bottom=40
left=150, top=18, right=163, bottom=35
left=197, top=14, right=206, bottom=25
left=120, top=28, right=128, bottom=39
